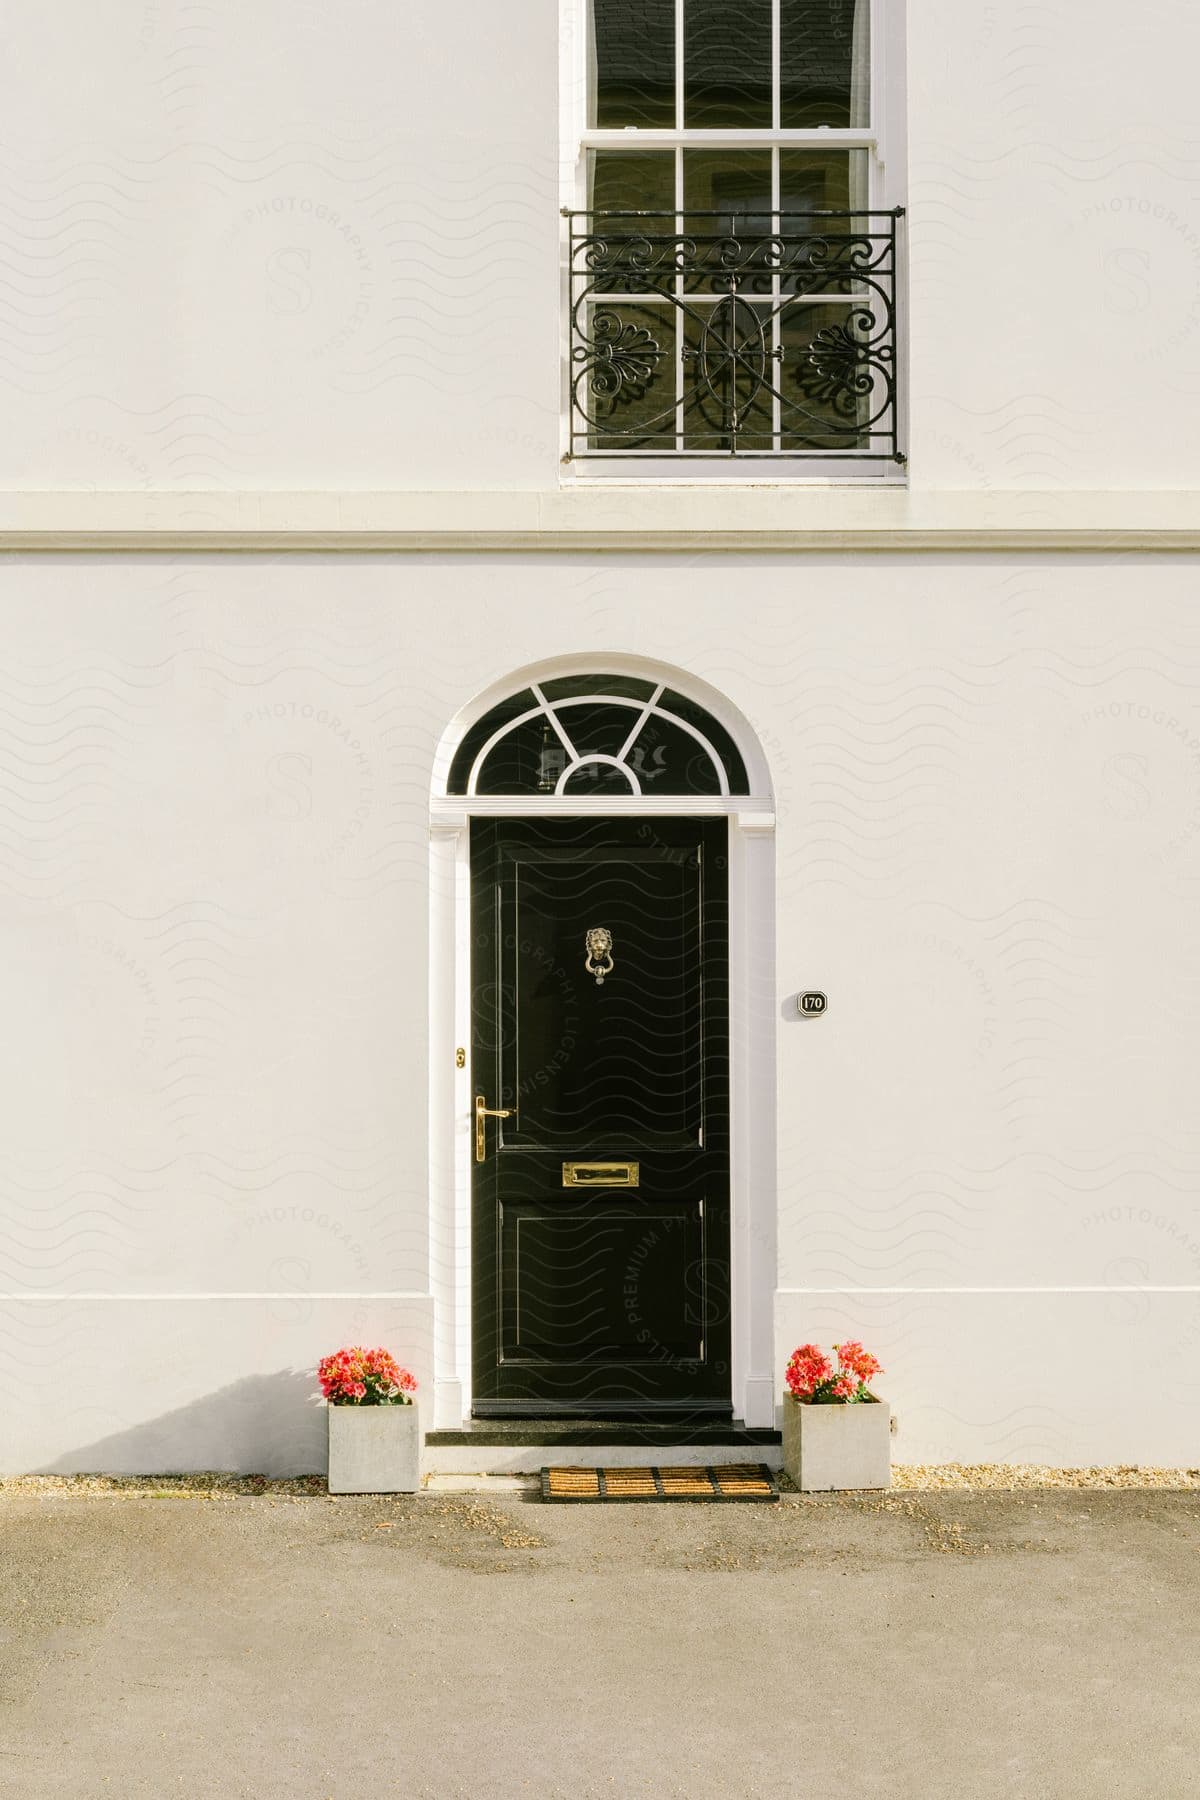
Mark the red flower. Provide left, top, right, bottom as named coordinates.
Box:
left=317, top=1345, right=418, bottom=1405
left=785, top=1343, right=834, bottom=1399
left=786, top=1338, right=883, bottom=1403
left=835, top=1339, right=883, bottom=1385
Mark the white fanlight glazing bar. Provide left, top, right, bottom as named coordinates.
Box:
left=643, top=699, right=729, bottom=794
left=555, top=753, right=643, bottom=796
left=465, top=687, right=732, bottom=798
left=466, top=697, right=563, bottom=796
left=530, top=681, right=579, bottom=759
left=616, top=682, right=666, bottom=761
left=553, top=692, right=730, bottom=794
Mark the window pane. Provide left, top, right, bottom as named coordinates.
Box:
left=684, top=0, right=772, bottom=128
left=682, top=300, right=776, bottom=452
left=476, top=714, right=553, bottom=793
left=781, top=300, right=883, bottom=450
left=556, top=700, right=641, bottom=760
left=588, top=150, right=674, bottom=216
left=591, top=0, right=676, bottom=128
left=577, top=302, right=676, bottom=451
left=540, top=675, right=657, bottom=704
left=628, top=714, right=724, bottom=792
left=779, top=148, right=868, bottom=214
left=662, top=690, right=749, bottom=791
left=682, top=152, right=774, bottom=295
left=683, top=150, right=772, bottom=237
left=562, top=761, right=636, bottom=794
left=584, top=156, right=675, bottom=303
left=449, top=689, right=536, bottom=793
left=780, top=0, right=870, bottom=128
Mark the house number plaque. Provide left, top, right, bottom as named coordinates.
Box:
left=797, top=991, right=828, bottom=1017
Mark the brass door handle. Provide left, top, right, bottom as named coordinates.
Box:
left=475, top=1094, right=514, bottom=1163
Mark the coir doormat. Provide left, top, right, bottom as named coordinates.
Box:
left=541, top=1463, right=778, bottom=1503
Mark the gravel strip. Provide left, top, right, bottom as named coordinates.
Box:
left=3, top=1463, right=1200, bottom=1498
left=0, top=1472, right=328, bottom=1499
left=7, top=1461, right=1200, bottom=1504
left=891, top=1463, right=1200, bottom=1490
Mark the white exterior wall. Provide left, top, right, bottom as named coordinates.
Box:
left=3, top=0, right=1198, bottom=492
left=1, top=556, right=1198, bottom=1470
left=2, top=3, right=1199, bottom=1470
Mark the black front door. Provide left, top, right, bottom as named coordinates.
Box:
left=470, top=817, right=731, bottom=1416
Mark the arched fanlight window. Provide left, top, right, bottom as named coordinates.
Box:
left=447, top=673, right=750, bottom=797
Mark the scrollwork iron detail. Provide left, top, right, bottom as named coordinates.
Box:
left=567, top=209, right=903, bottom=461
left=798, top=311, right=895, bottom=425
left=574, top=310, right=664, bottom=413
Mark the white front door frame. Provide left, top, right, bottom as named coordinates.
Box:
left=428, top=669, right=777, bottom=1431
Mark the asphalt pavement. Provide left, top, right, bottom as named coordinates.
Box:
left=1, top=1485, right=1196, bottom=1798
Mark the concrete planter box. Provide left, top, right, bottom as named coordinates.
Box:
left=782, top=1395, right=891, bottom=1492
left=327, top=1403, right=420, bottom=1494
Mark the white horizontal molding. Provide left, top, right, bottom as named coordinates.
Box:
left=0, top=1291, right=434, bottom=1302
left=779, top=1286, right=1200, bottom=1295
left=578, top=129, right=878, bottom=150
left=2, top=490, right=1200, bottom=552
left=431, top=795, right=774, bottom=826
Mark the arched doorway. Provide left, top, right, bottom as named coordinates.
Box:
left=429, top=659, right=776, bottom=1428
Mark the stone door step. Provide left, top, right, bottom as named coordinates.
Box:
left=424, top=1440, right=783, bottom=1477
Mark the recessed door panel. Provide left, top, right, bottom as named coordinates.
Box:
left=501, top=1199, right=707, bottom=1362
left=507, top=851, right=701, bottom=1149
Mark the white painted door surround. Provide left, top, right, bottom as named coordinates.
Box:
left=428, top=655, right=778, bottom=1428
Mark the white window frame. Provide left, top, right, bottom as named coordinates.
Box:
left=559, top=0, right=907, bottom=483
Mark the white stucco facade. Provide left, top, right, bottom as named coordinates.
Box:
left=2, top=2, right=1199, bottom=1472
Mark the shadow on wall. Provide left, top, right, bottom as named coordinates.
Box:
left=40, top=1372, right=325, bottom=1477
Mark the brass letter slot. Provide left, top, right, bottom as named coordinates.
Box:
left=562, top=1160, right=640, bottom=1188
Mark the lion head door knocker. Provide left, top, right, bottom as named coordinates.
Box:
left=584, top=926, right=614, bottom=986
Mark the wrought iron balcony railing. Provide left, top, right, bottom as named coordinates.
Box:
left=567, top=208, right=903, bottom=463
